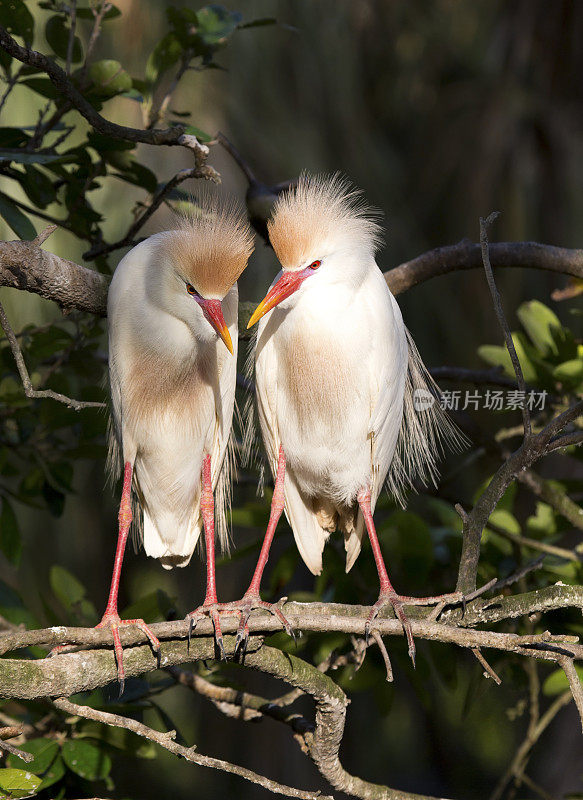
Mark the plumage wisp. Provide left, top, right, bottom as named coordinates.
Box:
left=246, top=173, right=464, bottom=660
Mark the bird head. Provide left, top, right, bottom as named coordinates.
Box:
left=247, top=173, right=382, bottom=328
left=155, top=196, right=254, bottom=353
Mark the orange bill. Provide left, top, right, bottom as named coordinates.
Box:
left=202, top=299, right=234, bottom=354
left=247, top=270, right=308, bottom=329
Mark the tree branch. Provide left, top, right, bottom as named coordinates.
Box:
left=479, top=213, right=531, bottom=438
left=2, top=238, right=583, bottom=318
left=53, top=696, right=327, bottom=800
left=0, top=27, right=209, bottom=159
left=0, top=233, right=108, bottom=315
left=385, top=239, right=583, bottom=295
left=455, top=398, right=583, bottom=594
left=83, top=165, right=220, bottom=261
left=2, top=593, right=583, bottom=698
left=0, top=296, right=105, bottom=411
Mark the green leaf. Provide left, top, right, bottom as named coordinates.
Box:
left=478, top=333, right=537, bottom=383
left=553, top=358, right=583, bottom=389
left=180, top=124, right=212, bottom=143
left=0, top=497, right=22, bottom=566
left=45, top=15, right=83, bottom=62
left=49, top=565, right=86, bottom=609
left=526, top=502, right=557, bottom=537
left=194, top=5, right=242, bottom=47
left=61, top=739, right=112, bottom=780
left=76, top=722, right=156, bottom=759
left=88, top=59, right=132, bottom=97
left=112, top=160, right=158, bottom=193
left=0, top=149, right=63, bottom=164
left=18, top=165, right=56, bottom=208
left=0, top=768, right=42, bottom=797
left=488, top=508, right=520, bottom=535
left=6, top=739, right=59, bottom=776
left=0, top=0, right=34, bottom=45
left=517, top=300, right=562, bottom=356
left=543, top=664, right=583, bottom=695
left=0, top=191, right=36, bottom=239
left=145, top=33, right=183, bottom=85
left=21, top=77, right=59, bottom=100
left=121, top=589, right=176, bottom=622
left=37, top=754, right=65, bottom=791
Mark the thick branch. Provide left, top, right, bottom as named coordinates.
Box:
left=2, top=238, right=583, bottom=318
left=0, top=236, right=108, bottom=315
left=385, top=239, right=583, bottom=295
left=0, top=28, right=208, bottom=158
left=2, top=594, right=583, bottom=699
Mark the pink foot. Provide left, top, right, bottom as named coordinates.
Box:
left=366, top=590, right=463, bottom=666
left=186, top=594, right=293, bottom=658
left=187, top=603, right=229, bottom=660
left=96, top=612, right=161, bottom=695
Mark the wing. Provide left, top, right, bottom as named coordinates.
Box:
left=344, top=276, right=408, bottom=571
left=255, top=314, right=330, bottom=576
left=207, top=283, right=239, bottom=552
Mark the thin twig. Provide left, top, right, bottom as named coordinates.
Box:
left=455, top=398, right=583, bottom=594
left=559, top=657, right=583, bottom=733
left=53, top=697, right=327, bottom=800
left=81, top=1, right=112, bottom=80
left=0, top=300, right=104, bottom=411
left=471, top=648, right=502, bottom=685
left=370, top=630, right=393, bottom=682
left=167, top=666, right=314, bottom=734
left=479, top=213, right=531, bottom=439
left=488, top=690, right=572, bottom=800
left=489, top=522, right=581, bottom=562
left=83, top=165, right=219, bottom=260
left=65, top=0, right=77, bottom=75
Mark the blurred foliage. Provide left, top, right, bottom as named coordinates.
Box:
left=0, top=2, right=582, bottom=800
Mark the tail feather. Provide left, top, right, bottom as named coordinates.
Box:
left=284, top=469, right=330, bottom=577
left=214, top=421, right=236, bottom=555
left=386, top=328, right=468, bottom=507
left=143, top=510, right=200, bottom=569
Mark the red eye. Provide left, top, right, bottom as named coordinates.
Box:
left=309, top=260, right=321, bottom=269
left=186, top=284, right=197, bottom=295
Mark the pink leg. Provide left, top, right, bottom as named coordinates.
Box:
left=219, top=446, right=293, bottom=654
left=186, top=455, right=228, bottom=658
left=357, top=486, right=462, bottom=666
left=51, top=462, right=160, bottom=694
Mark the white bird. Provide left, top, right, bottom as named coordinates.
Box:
left=245, top=174, right=463, bottom=660
left=101, top=196, right=254, bottom=685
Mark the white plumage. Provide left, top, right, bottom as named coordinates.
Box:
left=108, top=235, right=238, bottom=568
left=97, top=196, right=254, bottom=685
left=245, top=174, right=463, bottom=657
left=254, top=262, right=407, bottom=575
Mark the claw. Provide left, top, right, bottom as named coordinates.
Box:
left=188, top=616, right=195, bottom=650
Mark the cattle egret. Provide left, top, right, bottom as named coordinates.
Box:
left=100, top=197, right=253, bottom=686
left=245, top=174, right=463, bottom=661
